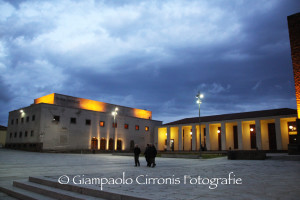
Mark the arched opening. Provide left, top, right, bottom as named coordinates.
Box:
left=91, top=137, right=98, bottom=150
left=109, top=138, right=114, bottom=150
left=117, top=139, right=122, bottom=151
left=100, top=138, right=106, bottom=150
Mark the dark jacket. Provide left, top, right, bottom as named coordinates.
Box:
left=134, top=147, right=141, bottom=155
left=148, top=146, right=157, bottom=158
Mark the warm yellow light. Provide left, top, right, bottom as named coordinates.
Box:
left=250, top=128, right=254, bottom=132
left=217, top=130, right=220, bottom=133
left=79, top=98, right=106, bottom=112
left=133, top=108, right=152, bottom=120
left=289, top=125, right=293, bottom=130
left=190, top=132, right=192, bottom=135
left=34, top=93, right=55, bottom=105
left=165, top=133, right=167, bottom=136
left=20, top=110, right=24, bottom=113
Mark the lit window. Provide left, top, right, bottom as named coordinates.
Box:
left=135, top=125, right=139, bottom=130
left=86, top=119, right=91, bottom=125
left=100, top=121, right=105, bottom=127
left=145, top=126, right=149, bottom=131
left=70, top=117, right=76, bottom=124
left=53, top=116, right=60, bottom=122
left=124, top=124, right=129, bottom=129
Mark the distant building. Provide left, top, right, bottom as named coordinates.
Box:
left=155, top=108, right=297, bottom=151
left=0, top=125, right=7, bottom=148
left=5, top=93, right=162, bottom=151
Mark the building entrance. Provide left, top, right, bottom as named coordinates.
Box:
left=250, top=124, right=256, bottom=149
left=100, top=138, right=106, bottom=150
left=91, top=137, right=98, bottom=150
left=268, top=123, right=277, bottom=150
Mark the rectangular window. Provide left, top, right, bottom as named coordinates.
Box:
left=21, top=117, right=24, bottom=123
left=124, top=124, right=129, bottom=129
left=25, top=131, right=28, bottom=137
left=53, top=115, right=60, bottom=122
left=11, top=119, right=14, bottom=125
left=145, top=126, right=149, bottom=131
left=135, top=125, right=139, bottom=130
left=70, top=117, right=76, bottom=124
left=100, top=121, right=105, bottom=127
left=19, top=132, right=22, bottom=138
left=31, top=130, right=34, bottom=137
left=86, top=119, right=91, bottom=125
left=16, top=119, right=18, bottom=124
left=26, top=116, right=29, bottom=122
left=14, top=132, right=17, bottom=138
left=32, top=115, right=35, bottom=121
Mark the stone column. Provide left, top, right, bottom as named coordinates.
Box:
left=166, top=126, right=170, bottom=151
left=221, top=122, right=226, bottom=150
left=154, top=127, right=158, bottom=148
left=275, top=118, right=283, bottom=150
left=192, top=124, right=196, bottom=150
left=178, top=126, right=183, bottom=151
left=255, top=119, right=262, bottom=150
left=237, top=121, right=243, bottom=150
left=205, top=123, right=211, bottom=150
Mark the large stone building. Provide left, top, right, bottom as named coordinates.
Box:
left=5, top=93, right=162, bottom=151
left=155, top=108, right=297, bottom=151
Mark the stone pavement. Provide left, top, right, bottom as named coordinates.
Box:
left=0, top=149, right=299, bottom=200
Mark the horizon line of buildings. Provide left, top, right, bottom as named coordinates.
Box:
left=2, top=93, right=298, bottom=152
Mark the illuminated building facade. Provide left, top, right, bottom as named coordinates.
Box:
left=5, top=93, right=162, bottom=151
left=287, top=12, right=300, bottom=154
left=155, top=109, right=297, bottom=151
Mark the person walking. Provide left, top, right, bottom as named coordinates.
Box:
left=148, top=144, right=157, bottom=168
left=134, top=144, right=141, bottom=167
left=144, top=144, right=150, bottom=167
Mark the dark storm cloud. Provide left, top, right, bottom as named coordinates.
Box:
left=0, top=0, right=299, bottom=126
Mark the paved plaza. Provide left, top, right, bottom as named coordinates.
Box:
left=0, top=149, right=299, bottom=200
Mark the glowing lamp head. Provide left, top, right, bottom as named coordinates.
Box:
left=217, top=130, right=220, bottom=133
left=20, top=109, right=24, bottom=113
left=115, top=107, right=118, bottom=111
left=190, top=132, right=192, bottom=135
left=289, top=125, right=293, bottom=130
left=250, top=128, right=254, bottom=132
left=200, top=94, right=204, bottom=99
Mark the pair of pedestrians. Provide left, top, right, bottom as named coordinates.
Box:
left=134, top=144, right=157, bottom=167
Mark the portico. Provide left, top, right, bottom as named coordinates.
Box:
left=156, top=108, right=297, bottom=151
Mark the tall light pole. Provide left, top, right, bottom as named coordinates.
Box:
left=196, top=92, right=204, bottom=155
left=112, top=107, right=118, bottom=151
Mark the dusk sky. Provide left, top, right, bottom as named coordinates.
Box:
left=0, top=0, right=299, bottom=126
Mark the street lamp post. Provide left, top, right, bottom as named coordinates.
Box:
left=196, top=92, right=204, bottom=155
left=112, top=107, right=118, bottom=151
